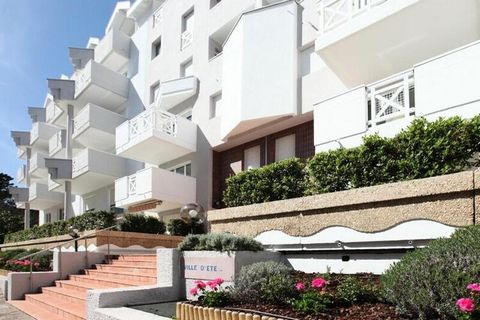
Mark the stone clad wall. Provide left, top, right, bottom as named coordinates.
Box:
left=208, top=170, right=479, bottom=237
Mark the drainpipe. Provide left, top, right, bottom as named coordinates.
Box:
left=25, top=148, right=31, bottom=229
left=64, top=104, right=74, bottom=220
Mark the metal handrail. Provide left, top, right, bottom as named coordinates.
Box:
left=17, top=224, right=118, bottom=293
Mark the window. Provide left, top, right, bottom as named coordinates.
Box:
left=150, top=82, right=160, bottom=104
left=152, top=37, right=161, bottom=60
left=210, top=0, right=222, bottom=8
left=181, top=58, right=193, bottom=77
left=244, top=146, right=261, bottom=170
left=169, top=163, right=192, bottom=176
left=45, top=212, right=52, bottom=224
left=58, top=209, right=65, bottom=221
left=275, top=134, right=296, bottom=161
left=210, top=92, right=222, bottom=119
left=182, top=9, right=194, bottom=33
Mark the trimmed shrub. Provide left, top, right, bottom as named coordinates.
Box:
left=4, top=210, right=116, bottom=243
left=382, top=225, right=480, bottom=319
left=335, top=276, right=380, bottom=305
left=223, top=158, right=307, bottom=207
left=166, top=219, right=204, bottom=236
left=233, top=261, right=296, bottom=304
left=178, top=233, right=264, bottom=252
left=120, top=214, right=166, bottom=234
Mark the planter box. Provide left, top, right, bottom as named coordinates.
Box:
left=0, top=276, right=7, bottom=298
left=176, top=302, right=284, bottom=320
left=182, top=251, right=281, bottom=299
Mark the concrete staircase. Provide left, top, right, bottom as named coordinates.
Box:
left=9, top=254, right=157, bottom=320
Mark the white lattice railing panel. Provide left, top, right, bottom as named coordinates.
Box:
left=319, top=0, right=388, bottom=33
left=73, top=107, right=90, bottom=134
left=17, top=166, right=26, bottom=182
left=30, top=123, right=39, bottom=142
left=127, top=108, right=177, bottom=143
left=181, top=30, right=193, bottom=50
left=367, top=70, right=414, bottom=126
left=152, top=5, right=164, bottom=29
left=128, top=175, right=137, bottom=196
left=72, top=150, right=89, bottom=174
left=73, top=68, right=91, bottom=96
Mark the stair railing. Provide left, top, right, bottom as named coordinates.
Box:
left=16, top=224, right=119, bottom=293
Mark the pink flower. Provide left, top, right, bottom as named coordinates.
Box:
left=213, top=278, right=224, bottom=286
left=457, top=298, right=475, bottom=313
left=311, top=277, right=327, bottom=289
left=295, top=282, right=305, bottom=291
left=189, top=287, right=198, bottom=296
left=194, top=280, right=206, bottom=289
left=207, top=280, right=219, bottom=290
left=467, top=283, right=480, bottom=292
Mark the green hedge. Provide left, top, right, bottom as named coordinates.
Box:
left=166, top=219, right=204, bottom=236
left=120, top=214, right=166, bottom=234
left=223, top=115, right=480, bottom=207
left=4, top=210, right=116, bottom=243
left=223, top=158, right=307, bottom=207
left=178, top=233, right=264, bottom=252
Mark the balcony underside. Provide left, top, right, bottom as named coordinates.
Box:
left=117, top=129, right=196, bottom=165
left=30, top=197, right=62, bottom=211
left=158, top=77, right=199, bottom=110
left=71, top=171, right=116, bottom=195
left=73, top=127, right=116, bottom=152
left=315, top=0, right=480, bottom=87
left=223, top=115, right=292, bottom=140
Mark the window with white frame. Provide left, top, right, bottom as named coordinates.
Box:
left=182, top=9, right=194, bottom=33
left=150, top=82, right=160, bottom=104
left=181, top=58, right=193, bottom=77
left=210, top=92, right=222, bottom=119
left=58, top=209, right=65, bottom=221
left=275, top=134, right=296, bottom=161
left=45, top=212, right=52, bottom=224
left=244, top=145, right=261, bottom=170
left=169, top=162, right=192, bottom=176
left=152, top=37, right=161, bottom=60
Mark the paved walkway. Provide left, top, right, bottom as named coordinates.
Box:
left=0, top=294, right=34, bottom=320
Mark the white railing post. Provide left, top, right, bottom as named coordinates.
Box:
left=369, top=85, right=376, bottom=128
left=403, top=72, right=411, bottom=118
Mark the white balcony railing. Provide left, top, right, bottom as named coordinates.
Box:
left=30, top=123, right=40, bottom=143
left=127, top=108, right=176, bottom=145
left=152, top=5, right=164, bottom=29
left=49, top=130, right=64, bottom=156
left=367, top=70, right=414, bottom=127
left=17, top=165, right=26, bottom=183
left=72, top=150, right=89, bottom=175
left=181, top=30, right=193, bottom=50
left=318, top=0, right=387, bottom=33
left=73, top=106, right=90, bottom=134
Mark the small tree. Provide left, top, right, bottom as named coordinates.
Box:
left=0, top=173, right=24, bottom=242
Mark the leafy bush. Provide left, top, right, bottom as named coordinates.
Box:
left=223, top=158, right=307, bottom=207
left=335, top=276, right=379, bottom=305
left=190, top=278, right=231, bottom=307
left=178, top=233, right=263, bottom=252
left=382, top=225, right=480, bottom=319
left=5, top=210, right=116, bottom=243
left=307, top=115, right=480, bottom=195
left=234, top=261, right=295, bottom=304
left=120, top=214, right=166, bottom=234
left=166, top=219, right=204, bottom=236
left=0, top=249, right=52, bottom=272
left=292, top=291, right=332, bottom=315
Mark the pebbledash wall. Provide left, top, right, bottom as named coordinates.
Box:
left=9, top=0, right=480, bottom=240
left=209, top=170, right=480, bottom=274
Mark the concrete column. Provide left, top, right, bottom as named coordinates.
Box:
left=24, top=148, right=31, bottom=229
left=64, top=104, right=74, bottom=220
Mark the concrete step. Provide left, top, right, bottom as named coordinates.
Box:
left=9, top=300, right=64, bottom=320
left=69, top=274, right=151, bottom=287
left=108, top=259, right=157, bottom=267
left=95, top=263, right=157, bottom=275
left=114, top=254, right=156, bottom=261
left=42, top=286, right=86, bottom=304
left=55, top=279, right=113, bottom=293
left=83, top=269, right=156, bottom=283
left=25, top=293, right=86, bottom=320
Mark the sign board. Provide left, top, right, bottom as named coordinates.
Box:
left=184, top=256, right=235, bottom=281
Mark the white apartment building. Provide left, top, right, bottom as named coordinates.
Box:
left=9, top=0, right=480, bottom=229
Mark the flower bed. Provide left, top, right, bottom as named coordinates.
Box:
left=0, top=249, right=52, bottom=272
left=180, top=264, right=405, bottom=320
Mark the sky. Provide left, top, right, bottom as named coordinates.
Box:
left=0, top=0, right=119, bottom=182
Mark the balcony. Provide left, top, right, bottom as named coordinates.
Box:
left=181, top=30, right=193, bottom=51
left=29, top=152, right=49, bottom=178
left=95, top=28, right=130, bottom=72
left=116, top=109, right=197, bottom=165
left=72, top=60, right=129, bottom=112
left=9, top=187, right=29, bottom=208
left=115, top=167, right=196, bottom=213
left=16, top=165, right=27, bottom=185
left=315, top=0, right=480, bottom=87
left=44, top=93, right=66, bottom=127
left=71, top=148, right=130, bottom=195
left=12, top=131, right=30, bottom=160
left=30, top=122, right=60, bottom=152
left=48, top=130, right=66, bottom=157
left=29, top=183, right=63, bottom=211
left=157, top=76, right=199, bottom=110
left=72, top=103, right=126, bottom=152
